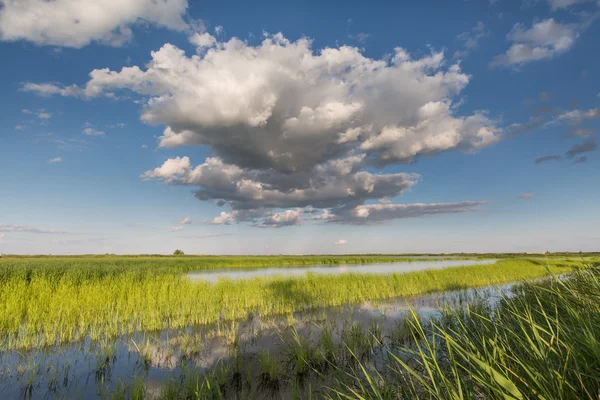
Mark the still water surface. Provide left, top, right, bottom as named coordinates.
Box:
left=187, top=259, right=498, bottom=283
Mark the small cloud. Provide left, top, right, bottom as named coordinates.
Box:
left=22, top=109, right=33, bottom=115
left=141, top=144, right=148, bottom=149
left=215, top=25, right=224, bottom=35
left=83, top=127, right=105, bottom=136
left=178, top=233, right=233, bottom=239
left=532, top=105, right=553, bottom=114
left=539, top=92, right=552, bottom=102
left=15, top=125, right=26, bottom=130
left=519, top=193, right=535, bottom=199
left=0, top=224, right=70, bottom=234
left=572, top=156, right=587, bottom=164
left=565, top=139, right=597, bottom=159
left=48, top=157, right=63, bottom=163
left=454, top=21, right=487, bottom=59
left=535, top=154, right=561, bottom=164
left=335, top=239, right=347, bottom=245
left=168, top=226, right=184, bottom=232
left=178, top=216, right=192, bottom=225
left=37, top=112, right=52, bottom=119
left=108, top=122, right=126, bottom=128
left=567, top=128, right=593, bottom=138
left=356, top=32, right=371, bottom=44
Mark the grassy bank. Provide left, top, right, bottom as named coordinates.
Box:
left=330, top=266, right=600, bottom=399
left=0, top=256, right=585, bottom=350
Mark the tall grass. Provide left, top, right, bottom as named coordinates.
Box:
left=0, top=256, right=584, bottom=350
left=330, top=266, right=600, bottom=399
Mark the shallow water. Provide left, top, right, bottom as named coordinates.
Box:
left=0, top=277, right=513, bottom=399
left=187, top=259, right=498, bottom=283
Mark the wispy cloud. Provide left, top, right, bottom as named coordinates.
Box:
left=519, top=193, right=535, bottom=199
left=455, top=21, right=488, bottom=58
left=178, top=217, right=192, bottom=225
left=535, top=154, right=561, bottom=164
left=178, top=233, right=234, bottom=239
left=0, top=224, right=70, bottom=234
left=565, top=139, right=597, bottom=159
left=83, top=123, right=105, bottom=136
left=48, top=157, right=63, bottom=163
left=168, top=226, right=184, bottom=232
left=491, top=17, right=593, bottom=68
left=335, top=239, right=347, bottom=245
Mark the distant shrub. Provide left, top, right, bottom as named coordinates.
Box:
left=173, top=249, right=184, bottom=256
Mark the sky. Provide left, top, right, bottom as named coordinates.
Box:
left=0, top=0, right=599, bottom=255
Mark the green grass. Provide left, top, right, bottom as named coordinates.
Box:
left=0, top=255, right=590, bottom=350
left=328, top=266, right=600, bottom=400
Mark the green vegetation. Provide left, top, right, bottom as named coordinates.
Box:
left=0, top=255, right=588, bottom=350
left=328, top=266, right=600, bottom=399
left=111, top=265, right=599, bottom=399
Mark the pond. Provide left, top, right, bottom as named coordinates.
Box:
left=187, top=259, right=498, bottom=283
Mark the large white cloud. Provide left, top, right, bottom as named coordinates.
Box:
left=0, top=0, right=189, bottom=48
left=26, top=33, right=496, bottom=226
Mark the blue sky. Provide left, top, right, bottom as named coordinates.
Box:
left=0, top=0, right=599, bottom=254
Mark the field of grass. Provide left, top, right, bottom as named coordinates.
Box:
left=0, top=255, right=590, bottom=351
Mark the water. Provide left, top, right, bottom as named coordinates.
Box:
left=187, top=259, right=498, bottom=283
left=0, top=276, right=514, bottom=399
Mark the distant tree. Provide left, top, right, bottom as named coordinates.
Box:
left=173, top=249, right=184, bottom=256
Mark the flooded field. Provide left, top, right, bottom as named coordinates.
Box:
left=187, top=259, right=498, bottom=283
left=0, top=281, right=512, bottom=399
left=0, top=255, right=594, bottom=399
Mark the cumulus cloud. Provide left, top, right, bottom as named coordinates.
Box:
left=519, top=193, right=535, bottom=199
left=565, top=139, right=597, bottom=158
left=257, top=209, right=304, bottom=228
left=491, top=18, right=581, bottom=67
left=168, top=226, right=184, bottom=232
left=335, top=239, right=347, bottom=245
left=535, top=154, right=561, bottom=164
left=189, top=32, right=217, bottom=49
left=26, top=33, right=496, bottom=227
left=0, top=0, right=189, bottom=48
left=178, top=216, right=192, bottom=224
left=48, top=157, right=63, bottom=163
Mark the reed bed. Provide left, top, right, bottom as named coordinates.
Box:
left=328, top=266, right=600, bottom=399
left=0, top=256, right=584, bottom=351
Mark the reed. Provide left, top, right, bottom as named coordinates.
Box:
left=0, top=256, right=586, bottom=350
